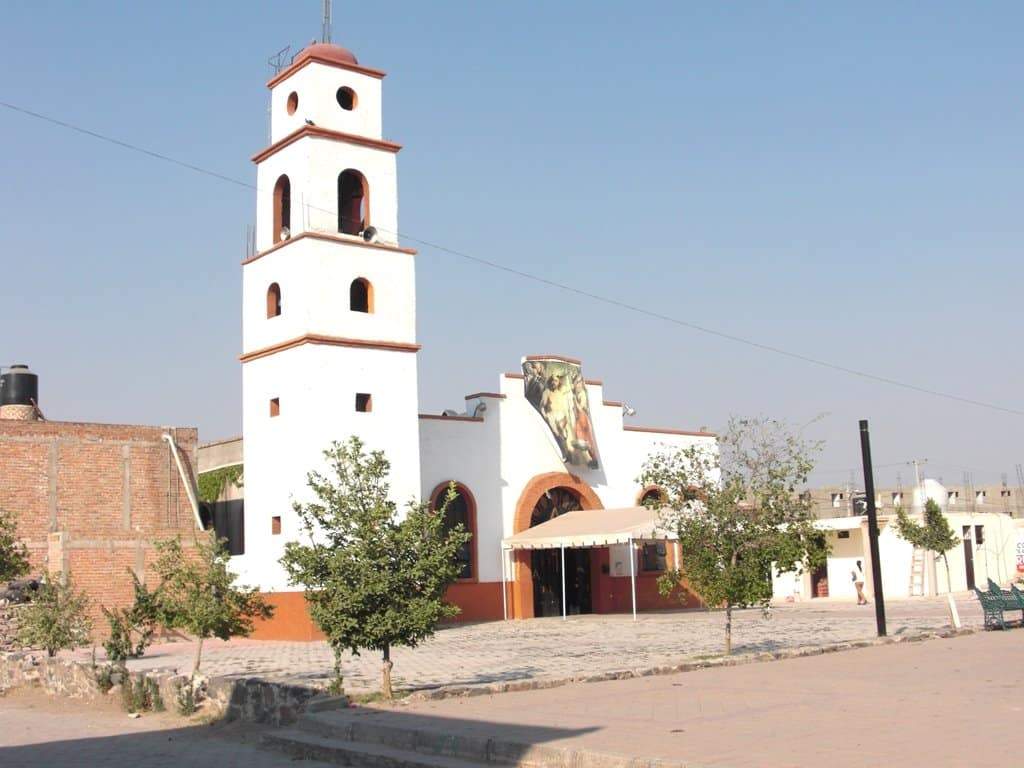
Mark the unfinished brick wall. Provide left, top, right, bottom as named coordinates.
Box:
left=0, top=420, right=201, bottom=633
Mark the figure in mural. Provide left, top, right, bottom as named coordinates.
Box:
left=522, top=358, right=599, bottom=469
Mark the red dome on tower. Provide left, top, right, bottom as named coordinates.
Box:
left=293, top=42, right=359, bottom=67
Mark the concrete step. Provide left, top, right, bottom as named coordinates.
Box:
left=291, top=710, right=686, bottom=768
left=263, top=729, right=488, bottom=768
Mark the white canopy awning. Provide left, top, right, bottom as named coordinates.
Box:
left=501, top=506, right=674, bottom=551
left=815, top=516, right=867, bottom=531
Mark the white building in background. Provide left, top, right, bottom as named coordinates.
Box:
left=773, top=478, right=1019, bottom=602
left=225, top=41, right=717, bottom=639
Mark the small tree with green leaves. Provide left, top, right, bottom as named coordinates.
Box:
left=281, top=436, right=471, bottom=699
left=151, top=535, right=272, bottom=677
left=896, top=499, right=960, bottom=594
left=17, top=573, right=92, bottom=656
left=101, top=571, right=160, bottom=664
left=0, top=508, right=30, bottom=583
left=641, top=416, right=828, bottom=655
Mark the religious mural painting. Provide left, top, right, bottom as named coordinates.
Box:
left=522, top=357, right=599, bottom=469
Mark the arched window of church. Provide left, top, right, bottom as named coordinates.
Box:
left=349, top=278, right=373, bottom=313
left=273, top=174, right=291, bottom=244
left=432, top=483, right=475, bottom=580
left=338, top=170, right=368, bottom=235
left=266, top=283, right=282, bottom=318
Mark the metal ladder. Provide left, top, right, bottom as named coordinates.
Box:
left=909, top=547, right=926, bottom=596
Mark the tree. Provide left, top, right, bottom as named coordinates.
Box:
left=17, top=573, right=92, bottom=656
left=640, top=416, right=828, bottom=655
left=0, top=508, right=30, bottom=583
left=151, top=535, right=272, bottom=677
left=101, top=571, right=160, bottom=664
left=281, top=437, right=471, bottom=699
left=896, top=499, right=960, bottom=595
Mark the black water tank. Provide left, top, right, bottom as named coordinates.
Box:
left=0, top=365, right=39, bottom=406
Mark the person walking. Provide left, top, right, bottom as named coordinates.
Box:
left=852, top=560, right=869, bottom=605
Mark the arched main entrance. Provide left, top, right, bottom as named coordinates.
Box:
left=511, top=472, right=603, bottom=619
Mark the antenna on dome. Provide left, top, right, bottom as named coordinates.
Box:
left=322, top=0, right=332, bottom=44
left=267, top=45, right=291, bottom=74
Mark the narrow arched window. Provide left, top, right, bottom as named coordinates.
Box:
left=432, top=483, right=475, bottom=580
left=338, top=170, right=368, bottom=235
left=350, top=278, right=373, bottom=313
left=273, top=175, right=291, bottom=244
left=266, top=283, right=282, bottom=318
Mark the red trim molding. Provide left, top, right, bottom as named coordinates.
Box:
left=240, top=334, right=420, bottom=363
left=242, top=231, right=416, bottom=265
left=624, top=425, right=717, bottom=438
left=267, top=56, right=386, bottom=89
left=464, top=392, right=506, bottom=400
left=252, top=125, right=402, bottom=164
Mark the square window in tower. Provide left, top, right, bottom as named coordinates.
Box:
left=355, top=393, right=372, bottom=413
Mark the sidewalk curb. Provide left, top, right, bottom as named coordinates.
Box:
left=404, top=625, right=979, bottom=702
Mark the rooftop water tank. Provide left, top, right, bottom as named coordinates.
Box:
left=0, top=364, right=39, bottom=420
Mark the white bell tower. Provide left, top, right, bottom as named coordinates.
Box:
left=237, top=41, right=421, bottom=591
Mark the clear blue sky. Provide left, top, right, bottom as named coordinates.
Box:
left=2, top=1, right=1021, bottom=488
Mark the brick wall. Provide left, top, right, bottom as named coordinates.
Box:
left=0, top=420, right=200, bottom=632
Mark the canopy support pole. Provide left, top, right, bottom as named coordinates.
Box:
left=501, top=545, right=508, bottom=621
left=560, top=544, right=567, bottom=620
left=629, top=537, right=637, bottom=621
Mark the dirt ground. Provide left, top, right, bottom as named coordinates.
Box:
left=0, top=688, right=329, bottom=768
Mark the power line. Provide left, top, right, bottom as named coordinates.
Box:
left=3, top=99, right=1024, bottom=418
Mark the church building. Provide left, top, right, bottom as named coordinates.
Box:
left=226, top=40, right=716, bottom=640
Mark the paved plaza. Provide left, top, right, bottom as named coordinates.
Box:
left=70, top=595, right=983, bottom=694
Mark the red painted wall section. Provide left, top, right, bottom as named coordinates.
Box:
left=590, top=547, right=702, bottom=614
left=445, top=581, right=505, bottom=622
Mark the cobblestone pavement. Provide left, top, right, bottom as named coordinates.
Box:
left=71, top=596, right=981, bottom=693
left=0, top=689, right=332, bottom=768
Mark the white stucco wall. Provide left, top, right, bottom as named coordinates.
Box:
left=238, top=344, right=421, bottom=591
left=270, top=61, right=384, bottom=144
left=772, top=512, right=1019, bottom=602
left=242, top=237, right=416, bottom=353
left=419, top=372, right=717, bottom=585
left=254, top=137, right=399, bottom=253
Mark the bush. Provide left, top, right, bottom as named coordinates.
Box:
left=94, top=665, right=115, bottom=694
left=0, top=508, right=30, bottom=583
left=120, top=675, right=164, bottom=713
left=101, top=573, right=158, bottom=664
left=176, top=682, right=197, bottom=715
left=17, top=574, right=92, bottom=656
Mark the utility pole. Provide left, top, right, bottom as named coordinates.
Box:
left=910, top=458, right=928, bottom=510
left=859, top=420, right=887, bottom=637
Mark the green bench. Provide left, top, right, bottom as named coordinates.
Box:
left=974, top=579, right=1024, bottom=630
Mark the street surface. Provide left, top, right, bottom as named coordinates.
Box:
left=380, top=628, right=1024, bottom=767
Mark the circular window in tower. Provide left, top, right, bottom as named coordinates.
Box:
left=336, top=86, right=357, bottom=111
left=286, top=91, right=299, bottom=115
